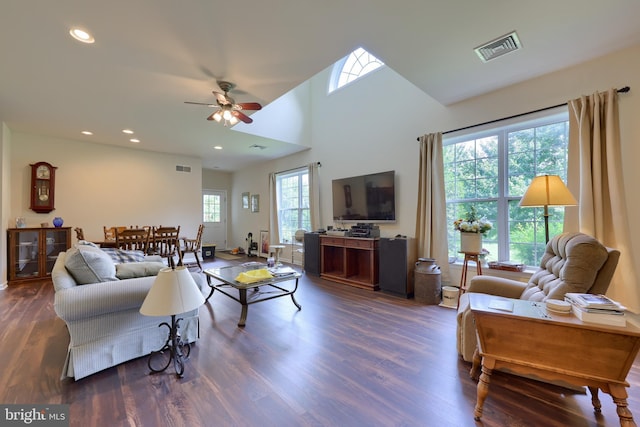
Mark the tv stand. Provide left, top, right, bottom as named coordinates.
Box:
left=320, top=236, right=379, bottom=290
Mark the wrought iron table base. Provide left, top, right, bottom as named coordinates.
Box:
left=148, top=315, right=191, bottom=378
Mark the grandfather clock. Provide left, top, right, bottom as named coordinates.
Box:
left=30, top=161, right=57, bottom=213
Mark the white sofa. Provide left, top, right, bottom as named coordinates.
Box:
left=52, top=248, right=205, bottom=380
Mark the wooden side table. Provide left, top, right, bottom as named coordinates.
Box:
left=469, top=293, right=640, bottom=426
left=458, top=251, right=482, bottom=308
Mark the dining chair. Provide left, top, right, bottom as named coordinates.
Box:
left=115, top=228, right=150, bottom=252
left=104, top=226, right=127, bottom=241
left=179, top=224, right=204, bottom=271
left=73, top=227, right=85, bottom=241
left=150, top=226, right=181, bottom=268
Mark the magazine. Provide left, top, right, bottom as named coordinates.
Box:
left=571, top=304, right=626, bottom=327
left=268, top=266, right=297, bottom=277
left=564, top=293, right=625, bottom=310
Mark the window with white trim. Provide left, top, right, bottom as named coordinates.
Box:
left=444, top=110, right=570, bottom=266
left=203, top=194, right=221, bottom=223
left=329, top=47, right=384, bottom=93
left=276, top=168, right=311, bottom=243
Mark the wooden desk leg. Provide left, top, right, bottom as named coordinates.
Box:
left=470, top=348, right=481, bottom=380
left=588, top=386, right=602, bottom=413
left=474, top=357, right=495, bottom=421
left=608, top=384, right=636, bottom=427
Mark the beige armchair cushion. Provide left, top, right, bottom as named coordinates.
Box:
left=520, top=232, right=609, bottom=301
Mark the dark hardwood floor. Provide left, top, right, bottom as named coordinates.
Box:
left=1, top=255, right=639, bottom=426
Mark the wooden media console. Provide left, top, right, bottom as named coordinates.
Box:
left=320, top=236, right=379, bottom=290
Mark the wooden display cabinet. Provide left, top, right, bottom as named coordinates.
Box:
left=7, top=227, right=71, bottom=284
left=320, top=236, right=379, bottom=290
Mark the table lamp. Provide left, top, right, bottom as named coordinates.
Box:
left=519, top=174, right=577, bottom=243
left=140, top=266, right=205, bottom=377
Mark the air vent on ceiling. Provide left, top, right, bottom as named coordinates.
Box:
left=474, top=31, right=521, bottom=63
left=175, top=165, right=192, bottom=173
left=249, top=144, right=267, bottom=150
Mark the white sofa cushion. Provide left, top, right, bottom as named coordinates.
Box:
left=64, top=245, right=118, bottom=285
left=115, top=261, right=166, bottom=279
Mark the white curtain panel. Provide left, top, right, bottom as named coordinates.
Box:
left=308, top=162, right=321, bottom=232
left=566, top=88, right=639, bottom=312
left=415, top=133, right=450, bottom=283
left=269, top=172, right=280, bottom=244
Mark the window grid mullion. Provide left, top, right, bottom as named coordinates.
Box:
left=497, top=129, right=509, bottom=261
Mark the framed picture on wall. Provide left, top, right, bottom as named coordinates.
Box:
left=251, top=194, right=260, bottom=213
left=242, top=192, right=250, bottom=209
left=259, top=230, right=269, bottom=258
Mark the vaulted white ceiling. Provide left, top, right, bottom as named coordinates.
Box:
left=1, top=1, right=639, bottom=170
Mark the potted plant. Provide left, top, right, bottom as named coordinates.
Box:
left=453, top=206, right=492, bottom=253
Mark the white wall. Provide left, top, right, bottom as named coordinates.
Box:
left=229, top=44, right=640, bottom=311
left=9, top=132, right=203, bottom=241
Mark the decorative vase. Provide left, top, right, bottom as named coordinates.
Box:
left=460, top=232, right=482, bottom=253
left=52, top=217, right=64, bottom=228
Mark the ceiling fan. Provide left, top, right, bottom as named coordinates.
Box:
left=185, top=81, right=262, bottom=125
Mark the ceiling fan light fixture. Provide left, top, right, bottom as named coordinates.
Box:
left=229, top=116, right=239, bottom=125
left=222, top=108, right=233, bottom=121
left=212, top=111, right=222, bottom=122
left=69, top=27, right=95, bottom=44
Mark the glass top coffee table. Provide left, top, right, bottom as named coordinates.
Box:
left=203, top=262, right=302, bottom=327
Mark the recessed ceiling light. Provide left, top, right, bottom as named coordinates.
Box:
left=213, top=146, right=222, bottom=150
left=69, top=27, right=95, bottom=44
left=81, top=131, right=93, bottom=135
left=130, top=138, right=140, bottom=143
left=122, top=129, right=134, bottom=134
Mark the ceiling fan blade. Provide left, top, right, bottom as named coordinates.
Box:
left=232, top=110, right=253, bottom=124
left=212, top=90, right=229, bottom=105
left=184, top=101, right=216, bottom=107
left=206, top=111, right=220, bottom=121
left=235, top=102, right=262, bottom=111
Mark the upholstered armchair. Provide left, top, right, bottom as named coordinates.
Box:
left=457, top=232, right=620, bottom=363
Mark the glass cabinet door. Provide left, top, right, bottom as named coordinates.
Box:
left=45, top=229, right=68, bottom=272
left=12, top=230, right=40, bottom=279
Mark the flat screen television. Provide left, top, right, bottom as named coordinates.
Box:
left=332, top=170, right=396, bottom=223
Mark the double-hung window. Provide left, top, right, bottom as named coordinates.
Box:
left=276, top=168, right=311, bottom=243
left=443, top=110, right=569, bottom=266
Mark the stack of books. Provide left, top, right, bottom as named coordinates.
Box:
left=564, top=293, right=627, bottom=327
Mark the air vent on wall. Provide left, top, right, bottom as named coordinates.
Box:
left=175, top=165, right=192, bottom=173
left=474, top=31, right=521, bottom=63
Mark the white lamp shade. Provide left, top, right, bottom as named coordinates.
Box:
left=519, top=175, right=577, bottom=207
left=140, top=267, right=205, bottom=316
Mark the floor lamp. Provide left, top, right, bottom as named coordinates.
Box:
left=519, top=175, right=577, bottom=243
left=140, top=266, right=205, bottom=377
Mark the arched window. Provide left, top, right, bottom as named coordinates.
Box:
left=329, top=47, right=384, bottom=92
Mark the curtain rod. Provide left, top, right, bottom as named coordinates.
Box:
left=416, top=86, right=630, bottom=141
left=275, top=161, right=322, bottom=175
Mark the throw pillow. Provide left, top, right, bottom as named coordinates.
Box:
left=76, top=240, right=99, bottom=248
left=64, top=245, right=118, bottom=285
left=116, top=262, right=166, bottom=279
left=100, top=248, right=146, bottom=264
